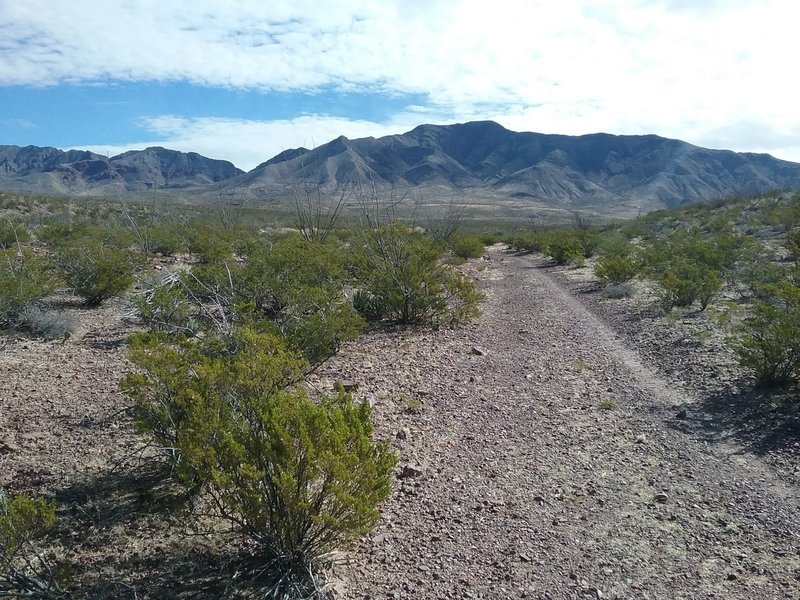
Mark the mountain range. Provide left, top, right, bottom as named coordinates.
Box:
left=3, top=121, right=800, bottom=215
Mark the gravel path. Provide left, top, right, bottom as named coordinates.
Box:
left=326, top=248, right=800, bottom=599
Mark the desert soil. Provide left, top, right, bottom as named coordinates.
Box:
left=1, top=247, right=798, bottom=599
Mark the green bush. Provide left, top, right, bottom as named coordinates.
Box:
left=0, top=221, right=30, bottom=250
left=639, top=231, right=749, bottom=311
left=547, top=236, right=584, bottom=266
left=350, top=223, right=483, bottom=325
left=448, top=234, right=485, bottom=259
left=732, top=280, right=800, bottom=386
left=504, top=232, right=549, bottom=254
left=55, top=239, right=137, bottom=306
left=147, top=225, right=186, bottom=256
left=0, top=249, right=56, bottom=329
left=0, top=491, right=66, bottom=598
left=122, top=329, right=395, bottom=592
left=594, top=255, right=639, bottom=285
left=132, top=275, right=195, bottom=334
left=656, top=262, right=721, bottom=311
left=786, top=229, right=800, bottom=260
left=237, top=235, right=363, bottom=364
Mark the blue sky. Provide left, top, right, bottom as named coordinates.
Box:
left=2, top=0, right=799, bottom=170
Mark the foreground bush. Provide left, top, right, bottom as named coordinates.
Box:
left=448, top=234, right=485, bottom=259
left=0, top=221, right=30, bottom=250
left=0, top=249, right=55, bottom=330
left=237, top=235, right=364, bottom=364
left=639, top=231, right=748, bottom=311
left=0, top=491, right=66, bottom=598
left=547, top=235, right=584, bottom=266
left=350, top=223, right=483, bottom=325
left=594, top=255, right=639, bottom=285
left=732, top=279, right=800, bottom=387
left=122, top=329, right=395, bottom=592
left=55, top=239, right=137, bottom=306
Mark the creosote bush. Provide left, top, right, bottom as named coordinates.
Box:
left=594, top=255, right=639, bottom=286
left=732, top=279, right=800, bottom=387
left=0, top=220, right=30, bottom=249
left=237, top=235, right=364, bottom=364
left=448, top=233, right=485, bottom=259
left=55, top=238, right=137, bottom=306
left=122, top=329, right=395, bottom=592
left=350, top=223, right=483, bottom=325
left=0, top=491, right=67, bottom=598
left=0, top=248, right=55, bottom=330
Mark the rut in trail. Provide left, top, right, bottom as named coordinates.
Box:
left=326, top=249, right=800, bottom=600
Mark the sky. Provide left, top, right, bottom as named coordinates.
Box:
left=1, top=0, right=799, bottom=170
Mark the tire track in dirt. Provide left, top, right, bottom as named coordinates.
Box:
left=334, top=248, right=800, bottom=599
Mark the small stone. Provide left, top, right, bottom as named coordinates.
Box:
left=397, top=464, right=424, bottom=479
left=395, top=428, right=410, bottom=441
left=675, top=409, right=688, bottom=420
left=470, top=346, right=485, bottom=356
left=727, top=573, right=738, bottom=581
left=654, top=492, right=669, bottom=503
left=0, top=439, right=18, bottom=454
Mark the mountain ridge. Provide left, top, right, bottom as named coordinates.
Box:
left=2, top=121, right=800, bottom=214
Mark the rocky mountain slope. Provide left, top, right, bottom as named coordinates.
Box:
left=0, top=145, right=243, bottom=195
left=232, top=121, right=800, bottom=211
left=3, top=121, right=800, bottom=213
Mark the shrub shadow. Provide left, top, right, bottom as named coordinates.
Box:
left=56, top=460, right=183, bottom=531
left=670, top=382, right=800, bottom=457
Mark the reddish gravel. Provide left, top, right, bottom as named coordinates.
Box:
left=322, top=249, right=800, bottom=599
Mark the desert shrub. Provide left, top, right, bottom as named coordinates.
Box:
left=0, top=249, right=56, bottom=329
left=448, top=234, right=485, bottom=259
left=0, top=221, right=30, bottom=250
left=656, top=262, right=721, bottom=311
left=504, top=232, right=549, bottom=254
left=55, top=239, right=137, bottom=306
left=576, top=230, right=599, bottom=258
left=786, top=229, right=800, bottom=260
left=37, top=222, right=92, bottom=249
left=236, top=235, right=363, bottom=364
left=0, top=491, right=67, bottom=598
left=594, top=255, right=639, bottom=285
left=547, top=235, right=584, bottom=266
left=732, top=279, right=800, bottom=387
left=478, top=232, right=502, bottom=246
left=349, top=223, right=483, bottom=325
left=639, top=230, right=749, bottom=310
left=595, top=231, right=632, bottom=257
left=18, top=306, right=76, bottom=340
left=122, top=329, right=395, bottom=591
left=184, top=221, right=236, bottom=263
left=147, top=225, right=186, bottom=256
left=352, top=289, right=385, bottom=322
left=132, top=274, right=195, bottom=334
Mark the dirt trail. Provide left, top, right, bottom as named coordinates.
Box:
left=330, top=249, right=800, bottom=599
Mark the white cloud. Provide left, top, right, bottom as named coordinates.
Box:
left=8, top=1, right=800, bottom=163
